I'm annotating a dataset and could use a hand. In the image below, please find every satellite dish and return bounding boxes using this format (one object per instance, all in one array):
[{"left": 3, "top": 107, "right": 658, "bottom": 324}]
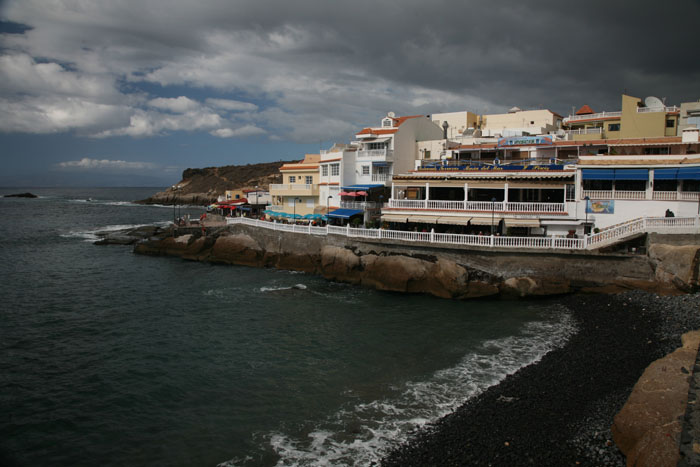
[
  {"left": 644, "top": 96, "right": 664, "bottom": 109},
  {"left": 387, "top": 111, "right": 396, "bottom": 118}
]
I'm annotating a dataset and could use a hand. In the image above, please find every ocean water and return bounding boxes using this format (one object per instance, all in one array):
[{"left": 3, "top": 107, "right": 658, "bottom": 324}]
[{"left": 0, "top": 187, "right": 576, "bottom": 466}]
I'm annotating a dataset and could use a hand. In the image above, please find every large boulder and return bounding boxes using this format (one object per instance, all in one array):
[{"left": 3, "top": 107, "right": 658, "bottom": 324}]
[
  {"left": 210, "top": 234, "right": 263, "bottom": 266},
  {"left": 612, "top": 330, "right": 700, "bottom": 466},
  {"left": 320, "top": 246, "right": 362, "bottom": 284},
  {"left": 648, "top": 244, "right": 700, "bottom": 292}
]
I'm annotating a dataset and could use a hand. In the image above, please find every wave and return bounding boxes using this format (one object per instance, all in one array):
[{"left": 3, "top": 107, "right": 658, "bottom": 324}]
[
  {"left": 61, "top": 221, "right": 171, "bottom": 242},
  {"left": 259, "top": 284, "right": 308, "bottom": 293},
  {"left": 221, "top": 308, "right": 576, "bottom": 466}
]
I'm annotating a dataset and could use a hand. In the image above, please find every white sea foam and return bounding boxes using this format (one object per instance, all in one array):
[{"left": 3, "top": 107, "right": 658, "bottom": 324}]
[
  {"left": 222, "top": 309, "right": 576, "bottom": 467},
  {"left": 259, "top": 284, "right": 307, "bottom": 293},
  {"left": 61, "top": 222, "right": 171, "bottom": 242}
]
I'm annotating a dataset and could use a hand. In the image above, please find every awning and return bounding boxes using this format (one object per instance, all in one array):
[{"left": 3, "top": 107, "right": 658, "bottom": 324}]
[
  {"left": 341, "top": 184, "right": 385, "bottom": 191},
  {"left": 505, "top": 218, "right": 541, "bottom": 227},
  {"left": 582, "top": 169, "right": 648, "bottom": 180},
  {"left": 372, "top": 162, "right": 389, "bottom": 167},
  {"left": 328, "top": 208, "right": 363, "bottom": 219},
  {"left": 654, "top": 167, "right": 700, "bottom": 180}
]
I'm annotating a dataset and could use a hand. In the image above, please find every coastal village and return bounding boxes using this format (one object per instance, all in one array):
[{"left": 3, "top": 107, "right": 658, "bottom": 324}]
[{"left": 193, "top": 93, "right": 700, "bottom": 250}]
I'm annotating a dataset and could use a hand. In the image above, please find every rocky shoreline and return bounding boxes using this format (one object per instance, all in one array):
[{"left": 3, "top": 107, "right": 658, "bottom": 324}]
[{"left": 381, "top": 291, "right": 700, "bottom": 466}]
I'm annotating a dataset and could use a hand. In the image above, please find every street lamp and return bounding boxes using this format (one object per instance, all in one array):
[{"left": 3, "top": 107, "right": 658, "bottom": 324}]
[
  {"left": 584, "top": 196, "right": 590, "bottom": 235},
  {"left": 327, "top": 195, "right": 332, "bottom": 226},
  {"left": 293, "top": 197, "right": 301, "bottom": 223},
  {"left": 491, "top": 197, "right": 497, "bottom": 235},
  {"left": 255, "top": 185, "right": 259, "bottom": 217}
]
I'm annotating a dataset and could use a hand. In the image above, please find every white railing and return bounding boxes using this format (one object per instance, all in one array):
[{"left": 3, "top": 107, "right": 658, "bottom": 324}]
[
  {"left": 637, "top": 106, "right": 680, "bottom": 113},
  {"left": 269, "top": 184, "right": 314, "bottom": 191},
  {"left": 564, "top": 111, "right": 622, "bottom": 123},
  {"left": 340, "top": 201, "right": 378, "bottom": 210},
  {"left": 681, "top": 192, "right": 700, "bottom": 201},
  {"left": 372, "top": 173, "right": 391, "bottom": 182},
  {"left": 225, "top": 216, "right": 699, "bottom": 251},
  {"left": 653, "top": 191, "right": 678, "bottom": 200},
  {"left": 357, "top": 149, "right": 394, "bottom": 159},
  {"left": 388, "top": 199, "right": 566, "bottom": 213},
  {"left": 566, "top": 128, "right": 603, "bottom": 135},
  {"left": 582, "top": 190, "right": 614, "bottom": 199},
  {"left": 613, "top": 191, "right": 647, "bottom": 200}
]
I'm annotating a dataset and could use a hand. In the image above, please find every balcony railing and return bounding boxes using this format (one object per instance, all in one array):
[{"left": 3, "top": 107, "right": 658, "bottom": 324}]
[
  {"left": 582, "top": 190, "right": 646, "bottom": 200},
  {"left": 637, "top": 105, "right": 680, "bottom": 113},
  {"left": 371, "top": 173, "right": 392, "bottom": 182},
  {"left": 566, "top": 128, "right": 603, "bottom": 135},
  {"left": 387, "top": 199, "right": 566, "bottom": 213},
  {"left": 340, "top": 201, "right": 378, "bottom": 210},
  {"left": 269, "top": 183, "right": 319, "bottom": 195},
  {"left": 357, "top": 149, "right": 393, "bottom": 159},
  {"left": 564, "top": 111, "right": 621, "bottom": 123},
  {"left": 653, "top": 191, "right": 700, "bottom": 201}
]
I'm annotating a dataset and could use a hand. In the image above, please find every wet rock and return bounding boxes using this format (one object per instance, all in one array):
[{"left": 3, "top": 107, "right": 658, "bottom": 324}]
[{"left": 4, "top": 192, "right": 37, "bottom": 198}]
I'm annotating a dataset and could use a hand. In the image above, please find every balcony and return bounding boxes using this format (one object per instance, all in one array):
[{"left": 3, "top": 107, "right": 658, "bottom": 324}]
[
  {"left": 582, "top": 190, "right": 646, "bottom": 200},
  {"left": 340, "top": 201, "right": 378, "bottom": 210},
  {"left": 372, "top": 173, "right": 392, "bottom": 182},
  {"left": 637, "top": 105, "right": 680, "bottom": 113},
  {"left": 652, "top": 191, "right": 700, "bottom": 201},
  {"left": 563, "top": 111, "right": 621, "bottom": 124},
  {"left": 357, "top": 149, "right": 393, "bottom": 160},
  {"left": 269, "top": 184, "right": 319, "bottom": 196},
  {"left": 386, "top": 199, "right": 566, "bottom": 213},
  {"left": 566, "top": 128, "right": 603, "bottom": 135}
]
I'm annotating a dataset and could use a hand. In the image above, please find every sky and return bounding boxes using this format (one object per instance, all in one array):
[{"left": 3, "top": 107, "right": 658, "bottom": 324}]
[{"left": 1, "top": 0, "right": 699, "bottom": 187}]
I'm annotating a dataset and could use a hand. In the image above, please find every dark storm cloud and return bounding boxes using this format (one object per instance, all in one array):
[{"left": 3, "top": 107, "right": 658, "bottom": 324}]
[{"left": 1, "top": 0, "right": 698, "bottom": 141}]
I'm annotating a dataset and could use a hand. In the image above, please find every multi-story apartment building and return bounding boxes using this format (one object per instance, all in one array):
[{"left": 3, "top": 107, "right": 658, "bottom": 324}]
[
  {"left": 563, "top": 94, "right": 680, "bottom": 141},
  {"left": 268, "top": 154, "right": 321, "bottom": 218}
]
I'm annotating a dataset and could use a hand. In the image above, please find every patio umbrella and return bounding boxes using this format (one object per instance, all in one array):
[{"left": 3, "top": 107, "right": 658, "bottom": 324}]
[
  {"left": 338, "top": 191, "right": 351, "bottom": 196},
  {"left": 355, "top": 191, "right": 368, "bottom": 196}
]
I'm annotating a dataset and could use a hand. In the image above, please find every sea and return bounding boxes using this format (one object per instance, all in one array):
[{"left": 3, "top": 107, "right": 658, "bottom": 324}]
[{"left": 0, "top": 187, "right": 576, "bottom": 467}]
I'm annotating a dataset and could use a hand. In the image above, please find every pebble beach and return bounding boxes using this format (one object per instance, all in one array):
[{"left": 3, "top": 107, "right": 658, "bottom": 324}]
[{"left": 382, "top": 291, "right": 700, "bottom": 466}]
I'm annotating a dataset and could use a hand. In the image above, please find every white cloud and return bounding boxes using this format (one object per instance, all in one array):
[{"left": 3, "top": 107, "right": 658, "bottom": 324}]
[
  {"left": 56, "top": 157, "right": 157, "bottom": 171},
  {"left": 210, "top": 125, "right": 266, "bottom": 138},
  {"left": 206, "top": 98, "right": 258, "bottom": 112},
  {"left": 148, "top": 96, "right": 200, "bottom": 113}
]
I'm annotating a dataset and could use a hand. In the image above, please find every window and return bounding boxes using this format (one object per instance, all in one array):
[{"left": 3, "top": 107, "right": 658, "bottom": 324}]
[
  {"left": 565, "top": 184, "right": 575, "bottom": 201},
  {"left": 643, "top": 147, "right": 669, "bottom": 155},
  {"left": 289, "top": 175, "right": 296, "bottom": 183},
  {"left": 321, "top": 165, "right": 328, "bottom": 176},
  {"left": 367, "top": 142, "right": 387, "bottom": 150},
  {"left": 608, "top": 123, "right": 620, "bottom": 131},
  {"left": 305, "top": 176, "right": 313, "bottom": 184},
  {"left": 424, "top": 150, "right": 431, "bottom": 159},
  {"left": 382, "top": 118, "right": 393, "bottom": 128},
  {"left": 331, "top": 164, "right": 340, "bottom": 176},
  {"left": 666, "top": 119, "right": 675, "bottom": 128},
  {"left": 362, "top": 166, "right": 370, "bottom": 175},
  {"left": 306, "top": 199, "right": 314, "bottom": 207}
]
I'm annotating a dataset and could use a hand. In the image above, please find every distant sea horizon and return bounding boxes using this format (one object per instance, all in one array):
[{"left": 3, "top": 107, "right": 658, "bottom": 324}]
[{"left": 1, "top": 187, "right": 575, "bottom": 466}]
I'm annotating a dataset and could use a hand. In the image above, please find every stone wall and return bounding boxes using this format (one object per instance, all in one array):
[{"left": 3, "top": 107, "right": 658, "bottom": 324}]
[{"left": 134, "top": 225, "right": 700, "bottom": 298}]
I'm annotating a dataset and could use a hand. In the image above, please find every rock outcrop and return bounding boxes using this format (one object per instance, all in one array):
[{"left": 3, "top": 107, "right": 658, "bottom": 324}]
[
  {"left": 131, "top": 223, "right": 700, "bottom": 298},
  {"left": 649, "top": 243, "right": 700, "bottom": 292},
  {"left": 4, "top": 192, "right": 37, "bottom": 198},
  {"left": 135, "top": 161, "right": 291, "bottom": 206},
  {"left": 612, "top": 330, "right": 700, "bottom": 466}
]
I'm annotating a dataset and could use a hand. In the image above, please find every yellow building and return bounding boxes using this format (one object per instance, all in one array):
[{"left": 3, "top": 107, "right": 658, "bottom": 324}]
[
  {"left": 564, "top": 94, "right": 679, "bottom": 141},
  {"left": 268, "top": 154, "right": 321, "bottom": 218}
]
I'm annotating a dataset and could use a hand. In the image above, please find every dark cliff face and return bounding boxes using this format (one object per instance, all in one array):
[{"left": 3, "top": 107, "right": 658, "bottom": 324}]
[{"left": 136, "top": 161, "right": 291, "bottom": 205}]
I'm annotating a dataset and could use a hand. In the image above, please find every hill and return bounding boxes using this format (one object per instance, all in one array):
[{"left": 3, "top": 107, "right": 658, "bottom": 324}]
[{"left": 136, "top": 160, "right": 292, "bottom": 205}]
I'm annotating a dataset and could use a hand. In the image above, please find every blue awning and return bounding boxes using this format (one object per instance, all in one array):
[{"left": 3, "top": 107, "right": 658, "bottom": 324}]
[
  {"left": 582, "top": 169, "right": 648, "bottom": 180},
  {"left": 614, "top": 169, "right": 648, "bottom": 180},
  {"left": 327, "top": 208, "right": 363, "bottom": 219},
  {"left": 654, "top": 168, "right": 678, "bottom": 180},
  {"left": 654, "top": 167, "right": 700, "bottom": 180},
  {"left": 582, "top": 169, "right": 615, "bottom": 180},
  {"left": 340, "top": 184, "right": 384, "bottom": 191},
  {"left": 678, "top": 167, "right": 700, "bottom": 180}
]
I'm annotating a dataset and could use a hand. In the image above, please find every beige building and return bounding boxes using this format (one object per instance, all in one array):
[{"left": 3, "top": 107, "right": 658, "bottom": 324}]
[
  {"left": 268, "top": 154, "right": 320, "bottom": 218},
  {"left": 564, "top": 94, "right": 680, "bottom": 141},
  {"left": 431, "top": 111, "right": 479, "bottom": 139},
  {"left": 479, "top": 108, "right": 563, "bottom": 137}
]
